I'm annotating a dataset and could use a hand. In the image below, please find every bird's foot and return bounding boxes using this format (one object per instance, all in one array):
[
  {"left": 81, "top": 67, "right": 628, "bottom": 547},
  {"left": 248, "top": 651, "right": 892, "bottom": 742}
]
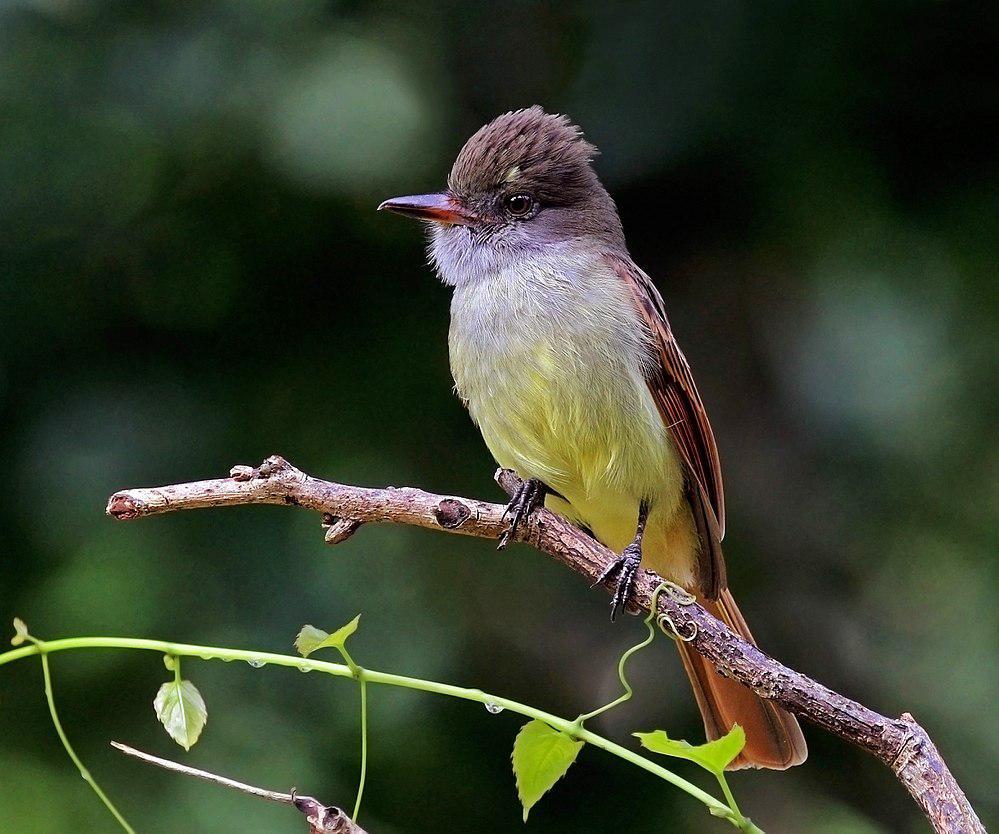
[
  {"left": 592, "top": 541, "right": 643, "bottom": 621},
  {"left": 498, "top": 477, "right": 547, "bottom": 550}
]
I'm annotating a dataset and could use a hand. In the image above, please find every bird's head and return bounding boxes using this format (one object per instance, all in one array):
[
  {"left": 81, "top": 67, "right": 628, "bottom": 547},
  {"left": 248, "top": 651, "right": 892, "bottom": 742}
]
[{"left": 379, "top": 107, "right": 624, "bottom": 285}]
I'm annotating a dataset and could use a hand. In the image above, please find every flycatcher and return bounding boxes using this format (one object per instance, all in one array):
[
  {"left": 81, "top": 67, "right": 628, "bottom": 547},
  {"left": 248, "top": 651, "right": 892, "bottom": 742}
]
[{"left": 379, "top": 107, "right": 807, "bottom": 770}]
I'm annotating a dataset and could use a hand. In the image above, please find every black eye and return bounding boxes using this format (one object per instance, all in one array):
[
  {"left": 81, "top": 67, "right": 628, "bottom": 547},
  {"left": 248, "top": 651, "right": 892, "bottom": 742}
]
[{"left": 503, "top": 193, "right": 534, "bottom": 217}]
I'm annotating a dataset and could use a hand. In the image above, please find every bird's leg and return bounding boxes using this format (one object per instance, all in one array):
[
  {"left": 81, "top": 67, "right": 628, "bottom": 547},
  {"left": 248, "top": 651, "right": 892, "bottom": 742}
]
[
  {"left": 497, "top": 477, "right": 548, "bottom": 550},
  {"left": 592, "top": 500, "right": 650, "bottom": 621}
]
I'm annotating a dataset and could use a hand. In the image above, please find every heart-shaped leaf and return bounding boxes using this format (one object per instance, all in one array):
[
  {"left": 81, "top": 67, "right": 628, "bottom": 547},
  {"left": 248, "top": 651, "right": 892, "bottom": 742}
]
[
  {"left": 634, "top": 724, "right": 745, "bottom": 775},
  {"left": 154, "top": 679, "right": 207, "bottom": 751},
  {"left": 295, "top": 616, "right": 360, "bottom": 658},
  {"left": 512, "top": 720, "right": 583, "bottom": 821}
]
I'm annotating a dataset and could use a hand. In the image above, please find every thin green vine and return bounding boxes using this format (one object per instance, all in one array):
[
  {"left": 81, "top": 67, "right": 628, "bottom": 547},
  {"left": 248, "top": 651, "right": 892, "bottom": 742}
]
[
  {"left": 571, "top": 582, "right": 667, "bottom": 728},
  {"left": 333, "top": 637, "right": 369, "bottom": 822},
  {"left": 354, "top": 677, "right": 368, "bottom": 822},
  {"left": 0, "top": 635, "right": 734, "bottom": 820},
  {"left": 15, "top": 628, "right": 136, "bottom": 834}
]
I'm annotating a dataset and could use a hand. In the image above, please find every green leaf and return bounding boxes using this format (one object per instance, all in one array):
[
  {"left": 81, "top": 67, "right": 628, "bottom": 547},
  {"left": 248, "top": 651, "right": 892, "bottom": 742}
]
[
  {"left": 10, "top": 618, "right": 28, "bottom": 646},
  {"left": 634, "top": 724, "right": 745, "bottom": 775},
  {"left": 512, "top": 720, "right": 583, "bottom": 821},
  {"left": 154, "top": 679, "right": 207, "bottom": 751},
  {"left": 295, "top": 615, "right": 360, "bottom": 658},
  {"left": 294, "top": 625, "right": 329, "bottom": 657}
]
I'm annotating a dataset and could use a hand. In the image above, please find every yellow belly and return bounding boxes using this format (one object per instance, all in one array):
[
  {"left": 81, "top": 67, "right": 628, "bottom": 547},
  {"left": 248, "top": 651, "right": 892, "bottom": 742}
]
[{"left": 472, "top": 351, "right": 700, "bottom": 588}]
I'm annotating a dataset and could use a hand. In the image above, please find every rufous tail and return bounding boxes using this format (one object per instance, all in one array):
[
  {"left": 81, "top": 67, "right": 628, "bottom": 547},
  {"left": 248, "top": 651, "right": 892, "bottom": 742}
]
[{"left": 676, "top": 588, "right": 807, "bottom": 770}]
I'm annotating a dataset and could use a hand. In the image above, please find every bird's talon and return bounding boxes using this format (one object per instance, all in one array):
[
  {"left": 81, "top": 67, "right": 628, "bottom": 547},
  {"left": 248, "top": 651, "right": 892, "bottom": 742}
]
[
  {"left": 498, "top": 477, "right": 546, "bottom": 550},
  {"left": 596, "top": 544, "right": 642, "bottom": 621}
]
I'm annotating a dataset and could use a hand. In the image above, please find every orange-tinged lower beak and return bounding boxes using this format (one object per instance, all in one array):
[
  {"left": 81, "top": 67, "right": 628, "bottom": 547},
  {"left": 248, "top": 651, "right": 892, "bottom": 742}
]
[{"left": 377, "top": 192, "right": 478, "bottom": 226}]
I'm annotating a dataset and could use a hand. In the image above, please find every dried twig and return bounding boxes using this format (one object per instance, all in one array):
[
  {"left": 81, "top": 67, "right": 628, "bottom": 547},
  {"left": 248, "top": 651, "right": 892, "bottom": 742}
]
[
  {"left": 110, "top": 741, "right": 366, "bottom": 834},
  {"left": 107, "top": 456, "right": 984, "bottom": 834}
]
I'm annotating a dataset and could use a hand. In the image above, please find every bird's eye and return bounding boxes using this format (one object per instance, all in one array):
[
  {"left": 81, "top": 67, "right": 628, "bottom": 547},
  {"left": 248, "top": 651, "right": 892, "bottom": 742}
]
[{"left": 503, "top": 193, "right": 534, "bottom": 217}]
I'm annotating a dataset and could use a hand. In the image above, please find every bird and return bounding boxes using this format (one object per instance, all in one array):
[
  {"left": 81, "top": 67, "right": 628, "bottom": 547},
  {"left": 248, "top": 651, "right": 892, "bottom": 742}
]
[{"left": 378, "top": 106, "right": 806, "bottom": 770}]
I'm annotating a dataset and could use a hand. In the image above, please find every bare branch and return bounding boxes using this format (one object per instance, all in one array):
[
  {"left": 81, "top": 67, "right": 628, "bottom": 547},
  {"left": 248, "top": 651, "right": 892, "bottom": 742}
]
[
  {"left": 107, "top": 455, "right": 984, "bottom": 834},
  {"left": 110, "top": 741, "right": 366, "bottom": 834}
]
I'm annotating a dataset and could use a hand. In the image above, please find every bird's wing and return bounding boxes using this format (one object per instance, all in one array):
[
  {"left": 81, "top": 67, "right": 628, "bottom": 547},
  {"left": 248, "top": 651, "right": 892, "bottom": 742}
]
[{"left": 606, "top": 254, "right": 727, "bottom": 597}]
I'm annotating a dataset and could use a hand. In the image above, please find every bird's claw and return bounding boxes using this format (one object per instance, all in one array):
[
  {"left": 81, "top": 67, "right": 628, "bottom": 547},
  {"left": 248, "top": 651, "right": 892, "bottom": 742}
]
[
  {"left": 592, "top": 543, "right": 643, "bottom": 621},
  {"left": 498, "top": 478, "right": 546, "bottom": 550}
]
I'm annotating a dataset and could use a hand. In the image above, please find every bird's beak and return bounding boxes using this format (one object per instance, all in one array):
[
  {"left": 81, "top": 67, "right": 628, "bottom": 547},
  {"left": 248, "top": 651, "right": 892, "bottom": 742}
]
[{"left": 377, "top": 192, "right": 478, "bottom": 226}]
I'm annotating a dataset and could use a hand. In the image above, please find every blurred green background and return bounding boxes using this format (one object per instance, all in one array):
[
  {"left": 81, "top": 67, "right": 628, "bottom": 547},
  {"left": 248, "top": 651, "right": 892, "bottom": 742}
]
[{"left": 1, "top": 2, "right": 995, "bottom": 832}]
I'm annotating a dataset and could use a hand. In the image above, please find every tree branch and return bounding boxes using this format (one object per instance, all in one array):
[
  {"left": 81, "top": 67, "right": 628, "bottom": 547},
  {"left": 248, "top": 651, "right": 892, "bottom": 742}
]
[
  {"left": 106, "top": 455, "right": 983, "bottom": 834},
  {"left": 110, "top": 741, "right": 366, "bottom": 834}
]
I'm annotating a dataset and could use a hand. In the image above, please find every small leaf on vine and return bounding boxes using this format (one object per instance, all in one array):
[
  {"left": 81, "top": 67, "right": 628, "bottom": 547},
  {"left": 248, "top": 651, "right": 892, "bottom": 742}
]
[
  {"left": 634, "top": 724, "right": 745, "bottom": 775},
  {"left": 294, "top": 625, "right": 329, "bottom": 657},
  {"left": 11, "top": 617, "right": 28, "bottom": 646},
  {"left": 295, "top": 616, "right": 360, "bottom": 658},
  {"left": 154, "top": 679, "right": 207, "bottom": 751},
  {"left": 512, "top": 720, "right": 583, "bottom": 822}
]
